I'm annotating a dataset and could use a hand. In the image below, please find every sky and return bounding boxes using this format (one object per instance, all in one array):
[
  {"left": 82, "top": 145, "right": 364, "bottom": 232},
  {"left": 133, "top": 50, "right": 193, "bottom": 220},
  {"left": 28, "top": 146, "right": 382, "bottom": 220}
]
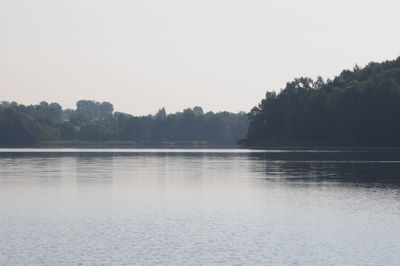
[{"left": 1, "top": 0, "right": 399, "bottom": 115}]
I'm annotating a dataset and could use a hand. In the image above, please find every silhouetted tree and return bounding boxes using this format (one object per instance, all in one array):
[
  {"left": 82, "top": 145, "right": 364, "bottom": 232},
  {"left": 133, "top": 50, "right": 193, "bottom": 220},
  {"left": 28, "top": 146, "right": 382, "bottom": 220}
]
[{"left": 243, "top": 56, "right": 400, "bottom": 147}]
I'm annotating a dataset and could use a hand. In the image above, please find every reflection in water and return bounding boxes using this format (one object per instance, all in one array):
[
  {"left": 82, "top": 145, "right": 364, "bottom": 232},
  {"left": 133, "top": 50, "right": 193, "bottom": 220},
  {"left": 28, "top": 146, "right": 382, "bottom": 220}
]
[
  {"left": 76, "top": 155, "right": 114, "bottom": 184},
  {"left": 249, "top": 151, "right": 400, "bottom": 187},
  {"left": 0, "top": 149, "right": 400, "bottom": 265}
]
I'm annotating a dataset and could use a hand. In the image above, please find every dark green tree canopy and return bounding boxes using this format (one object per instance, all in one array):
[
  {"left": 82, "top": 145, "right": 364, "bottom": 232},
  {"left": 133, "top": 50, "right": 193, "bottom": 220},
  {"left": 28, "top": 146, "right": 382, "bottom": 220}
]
[
  {"left": 75, "top": 100, "right": 114, "bottom": 120},
  {"left": 243, "top": 57, "right": 400, "bottom": 147},
  {"left": 0, "top": 101, "right": 248, "bottom": 147}
]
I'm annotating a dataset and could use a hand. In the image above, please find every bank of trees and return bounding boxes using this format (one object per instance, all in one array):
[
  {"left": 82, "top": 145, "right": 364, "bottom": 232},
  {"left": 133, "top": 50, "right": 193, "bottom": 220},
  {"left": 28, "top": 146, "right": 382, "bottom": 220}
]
[
  {"left": 0, "top": 100, "right": 248, "bottom": 147},
  {"left": 4, "top": 57, "right": 399, "bottom": 148},
  {"left": 243, "top": 57, "right": 400, "bottom": 147},
  {"left": 0, "top": 101, "right": 63, "bottom": 146}
]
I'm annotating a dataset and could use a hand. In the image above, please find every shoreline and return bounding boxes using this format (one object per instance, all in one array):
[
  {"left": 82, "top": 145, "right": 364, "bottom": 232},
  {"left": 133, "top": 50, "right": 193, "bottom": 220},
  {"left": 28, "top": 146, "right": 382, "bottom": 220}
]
[{"left": 2, "top": 141, "right": 400, "bottom": 151}]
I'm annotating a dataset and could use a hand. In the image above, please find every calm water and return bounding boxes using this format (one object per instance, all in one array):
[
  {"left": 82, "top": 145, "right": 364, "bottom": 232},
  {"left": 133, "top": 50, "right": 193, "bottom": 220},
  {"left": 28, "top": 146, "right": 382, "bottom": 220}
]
[{"left": 1, "top": 149, "right": 400, "bottom": 265}]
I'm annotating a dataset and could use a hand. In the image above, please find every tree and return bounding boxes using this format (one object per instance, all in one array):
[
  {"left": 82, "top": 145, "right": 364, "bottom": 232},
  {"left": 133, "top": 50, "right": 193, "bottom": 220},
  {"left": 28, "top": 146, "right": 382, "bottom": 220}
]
[{"left": 243, "top": 56, "right": 400, "bottom": 147}]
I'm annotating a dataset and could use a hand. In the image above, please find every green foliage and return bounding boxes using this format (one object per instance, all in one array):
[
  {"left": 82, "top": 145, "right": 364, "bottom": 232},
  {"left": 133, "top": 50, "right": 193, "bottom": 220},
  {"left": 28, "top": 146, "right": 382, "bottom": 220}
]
[
  {"left": 244, "top": 57, "right": 400, "bottom": 147},
  {"left": 0, "top": 101, "right": 63, "bottom": 146},
  {"left": 74, "top": 100, "right": 114, "bottom": 120},
  {"left": 0, "top": 100, "right": 248, "bottom": 147},
  {"left": 0, "top": 109, "right": 45, "bottom": 147},
  {"left": 155, "top": 107, "right": 167, "bottom": 119}
]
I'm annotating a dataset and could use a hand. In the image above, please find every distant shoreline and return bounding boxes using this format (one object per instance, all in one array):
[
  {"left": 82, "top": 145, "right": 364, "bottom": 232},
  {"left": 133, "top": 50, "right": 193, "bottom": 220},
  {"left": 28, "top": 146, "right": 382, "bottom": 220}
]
[
  {"left": 2, "top": 141, "right": 400, "bottom": 151},
  {"left": 39, "top": 140, "right": 240, "bottom": 149},
  {"left": 242, "top": 144, "right": 400, "bottom": 151}
]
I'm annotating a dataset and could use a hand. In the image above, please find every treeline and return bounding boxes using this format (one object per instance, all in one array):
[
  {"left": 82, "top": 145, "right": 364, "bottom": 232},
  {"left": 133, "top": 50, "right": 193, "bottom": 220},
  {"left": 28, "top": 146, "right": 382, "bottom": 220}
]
[
  {"left": 0, "top": 100, "right": 248, "bottom": 147},
  {"left": 242, "top": 57, "right": 400, "bottom": 147}
]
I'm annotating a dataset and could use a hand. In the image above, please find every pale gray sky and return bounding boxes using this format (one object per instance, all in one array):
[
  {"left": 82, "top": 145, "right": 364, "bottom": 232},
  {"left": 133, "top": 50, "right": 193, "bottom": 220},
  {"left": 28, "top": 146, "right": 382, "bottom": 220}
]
[{"left": 1, "top": 0, "right": 399, "bottom": 115}]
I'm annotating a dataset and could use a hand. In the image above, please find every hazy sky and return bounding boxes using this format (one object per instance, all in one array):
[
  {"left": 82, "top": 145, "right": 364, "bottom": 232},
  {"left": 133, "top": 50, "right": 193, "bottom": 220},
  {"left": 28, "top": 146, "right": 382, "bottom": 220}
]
[{"left": 1, "top": 0, "right": 399, "bottom": 115}]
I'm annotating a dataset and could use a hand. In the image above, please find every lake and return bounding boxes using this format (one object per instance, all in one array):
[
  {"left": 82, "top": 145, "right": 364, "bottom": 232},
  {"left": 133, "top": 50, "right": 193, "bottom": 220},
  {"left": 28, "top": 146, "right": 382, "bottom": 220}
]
[{"left": 1, "top": 149, "right": 400, "bottom": 265}]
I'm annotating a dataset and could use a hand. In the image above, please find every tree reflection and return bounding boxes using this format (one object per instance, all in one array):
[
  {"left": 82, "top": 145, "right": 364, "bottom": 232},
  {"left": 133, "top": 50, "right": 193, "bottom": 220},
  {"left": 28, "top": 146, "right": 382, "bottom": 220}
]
[{"left": 249, "top": 150, "right": 400, "bottom": 188}]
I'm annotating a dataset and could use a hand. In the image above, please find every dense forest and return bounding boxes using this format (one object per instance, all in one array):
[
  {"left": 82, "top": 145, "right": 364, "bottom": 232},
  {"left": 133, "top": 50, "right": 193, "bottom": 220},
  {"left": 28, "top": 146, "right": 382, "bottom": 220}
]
[
  {"left": 242, "top": 57, "right": 400, "bottom": 147},
  {"left": 0, "top": 100, "right": 248, "bottom": 147},
  {"left": 2, "top": 57, "right": 400, "bottom": 148}
]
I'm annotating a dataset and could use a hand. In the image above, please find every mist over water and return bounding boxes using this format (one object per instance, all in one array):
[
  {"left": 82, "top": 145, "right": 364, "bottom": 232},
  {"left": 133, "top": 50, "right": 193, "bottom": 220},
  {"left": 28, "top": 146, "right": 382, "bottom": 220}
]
[{"left": 1, "top": 149, "right": 400, "bottom": 265}]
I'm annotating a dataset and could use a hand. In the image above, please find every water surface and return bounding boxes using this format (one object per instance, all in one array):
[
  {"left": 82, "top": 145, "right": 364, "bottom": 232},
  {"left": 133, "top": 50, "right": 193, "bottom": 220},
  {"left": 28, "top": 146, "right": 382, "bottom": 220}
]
[{"left": 1, "top": 149, "right": 400, "bottom": 265}]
